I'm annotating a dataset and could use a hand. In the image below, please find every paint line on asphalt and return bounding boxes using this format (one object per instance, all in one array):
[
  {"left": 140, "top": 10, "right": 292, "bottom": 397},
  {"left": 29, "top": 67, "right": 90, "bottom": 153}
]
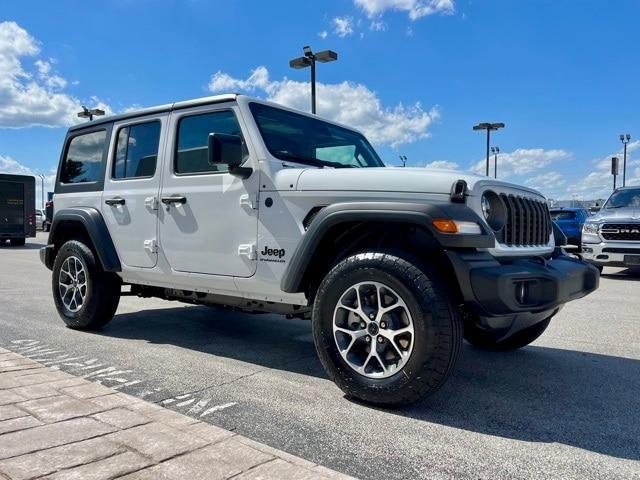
[{"left": 200, "top": 402, "right": 237, "bottom": 417}]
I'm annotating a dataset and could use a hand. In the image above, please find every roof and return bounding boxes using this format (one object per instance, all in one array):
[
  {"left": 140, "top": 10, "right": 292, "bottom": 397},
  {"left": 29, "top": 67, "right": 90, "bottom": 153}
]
[{"left": 68, "top": 94, "right": 238, "bottom": 132}]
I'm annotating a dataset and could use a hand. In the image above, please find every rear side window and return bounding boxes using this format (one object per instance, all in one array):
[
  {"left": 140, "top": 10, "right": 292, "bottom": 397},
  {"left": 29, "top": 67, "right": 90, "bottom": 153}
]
[
  {"left": 113, "top": 121, "right": 161, "bottom": 179},
  {"left": 175, "top": 111, "right": 243, "bottom": 175},
  {"left": 61, "top": 130, "right": 107, "bottom": 184}
]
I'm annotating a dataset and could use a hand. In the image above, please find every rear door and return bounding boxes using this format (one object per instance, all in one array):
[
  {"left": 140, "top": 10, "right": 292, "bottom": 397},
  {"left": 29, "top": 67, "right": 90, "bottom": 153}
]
[
  {"left": 101, "top": 114, "right": 167, "bottom": 268},
  {"left": 0, "top": 180, "right": 24, "bottom": 236}
]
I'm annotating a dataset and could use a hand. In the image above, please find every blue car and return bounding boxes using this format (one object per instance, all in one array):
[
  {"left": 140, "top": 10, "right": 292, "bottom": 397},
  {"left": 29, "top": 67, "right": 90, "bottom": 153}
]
[{"left": 550, "top": 207, "right": 590, "bottom": 246}]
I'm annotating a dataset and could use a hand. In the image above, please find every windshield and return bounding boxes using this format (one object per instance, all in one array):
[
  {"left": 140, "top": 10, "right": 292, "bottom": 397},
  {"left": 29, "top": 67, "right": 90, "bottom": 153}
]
[
  {"left": 603, "top": 188, "right": 640, "bottom": 209},
  {"left": 249, "top": 102, "right": 384, "bottom": 168},
  {"left": 550, "top": 211, "right": 577, "bottom": 220}
]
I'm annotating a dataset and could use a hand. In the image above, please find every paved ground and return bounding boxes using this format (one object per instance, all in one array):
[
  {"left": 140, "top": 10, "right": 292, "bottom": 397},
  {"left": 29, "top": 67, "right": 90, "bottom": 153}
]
[
  {"left": 0, "top": 350, "right": 352, "bottom": 479},
  {"left": 0, "top": 232, "right": 639, "bottom": 480}
]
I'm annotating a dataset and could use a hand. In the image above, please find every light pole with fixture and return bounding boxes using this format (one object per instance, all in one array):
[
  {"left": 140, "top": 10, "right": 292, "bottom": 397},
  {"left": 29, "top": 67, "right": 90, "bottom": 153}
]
[
  {"left": 289, "top": 46, "right": 338, "bottom": 114},
  {"left": 491, "top": 146, "right": 500, "bottom": 179},
  {"left": 399, "top": 155, "right": 407, "bottom": 167},
  {"left": 36, "top": 174, "right": 45, "bottom": 210},
  {"left": 77, "top": 106, "right": 105, "bottom": 121},
  {"left": 612, "top": 156, "right": 619, "bottom": 191},
  {"left": 473, "top": 122, "right": 505, "bottom": 176},
  {"left": 620, "top": 133, "right": 631, "bottom": 186}
]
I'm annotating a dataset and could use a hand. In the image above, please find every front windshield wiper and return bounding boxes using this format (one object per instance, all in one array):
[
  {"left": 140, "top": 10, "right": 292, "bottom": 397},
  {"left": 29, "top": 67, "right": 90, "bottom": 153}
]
[{"left": 274, "top": 151, "right": 354, "bottom": 169}]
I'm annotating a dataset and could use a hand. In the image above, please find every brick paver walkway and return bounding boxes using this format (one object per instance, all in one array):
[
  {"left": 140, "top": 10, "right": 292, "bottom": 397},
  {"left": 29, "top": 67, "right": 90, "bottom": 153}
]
[{"left": 0, "top": 348, "right": 356, "bottom": 480}]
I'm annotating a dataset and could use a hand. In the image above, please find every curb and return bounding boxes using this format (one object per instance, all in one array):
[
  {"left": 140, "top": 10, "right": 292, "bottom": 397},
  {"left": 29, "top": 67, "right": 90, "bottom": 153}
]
[{"left": 0, "top": 348, "right": 356, "bottom": 480}]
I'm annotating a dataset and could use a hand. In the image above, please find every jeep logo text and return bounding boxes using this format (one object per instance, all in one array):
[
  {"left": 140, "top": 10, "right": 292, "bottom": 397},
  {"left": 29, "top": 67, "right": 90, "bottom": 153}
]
[{"left": 261, "top": 246, "right": 286, "bottom": 258}]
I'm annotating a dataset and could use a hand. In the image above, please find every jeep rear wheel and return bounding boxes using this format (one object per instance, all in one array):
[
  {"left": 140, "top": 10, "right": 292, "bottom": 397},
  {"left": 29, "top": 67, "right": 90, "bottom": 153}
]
[
  {"left": 52, "top": 240, "right": 121, "bottom": 330},
  {"left": 312, "top": 252, "right": 462, "bottom": 407}
]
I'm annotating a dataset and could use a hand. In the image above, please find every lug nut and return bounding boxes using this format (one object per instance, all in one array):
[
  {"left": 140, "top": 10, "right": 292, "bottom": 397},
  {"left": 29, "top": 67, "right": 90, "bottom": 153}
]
[
  {"left": 360, "top": 321, "right": 366, "bottom": 329},
  {"left": 377, "top": 336, "right": 384, "bottom": 343},
  {"left": 369, "top": 313, "right": 375, "bottom": 319},
  {"left": 365, "top": 335, "right": 371, "bottom": 343},
  {"left": 380, "top": 321, "right": 387, "bottom": 329}
]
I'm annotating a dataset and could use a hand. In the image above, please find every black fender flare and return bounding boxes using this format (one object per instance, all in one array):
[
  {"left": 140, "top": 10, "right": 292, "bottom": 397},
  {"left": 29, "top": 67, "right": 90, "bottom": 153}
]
[
  {"left": 280, "top": 201, "right": 495, "bottom": 293},
  {"left": 46, "top": 207, "right": 121, "bottom": 272}
]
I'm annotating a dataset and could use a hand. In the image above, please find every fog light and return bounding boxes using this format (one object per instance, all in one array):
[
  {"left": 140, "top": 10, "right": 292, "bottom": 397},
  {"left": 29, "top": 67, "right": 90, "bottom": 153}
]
[
  {"left": 596, "top": 255, "right": 609, "bottom": 260},
  {"left": 582, "top": 247, "right": 593, "bottom": 253}
]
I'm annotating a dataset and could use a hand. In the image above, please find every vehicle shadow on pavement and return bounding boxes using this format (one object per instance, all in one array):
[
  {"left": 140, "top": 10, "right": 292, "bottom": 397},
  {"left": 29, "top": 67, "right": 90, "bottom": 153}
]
[
  {"left": 0, "top": 241, "right": 47, "bottom": 250},
  {"left": 101, "top": 305, "right": 639, "bottom": 462},
  {"left": 601, "top": 268, "right": 640, "bottom": 281},
  {"left": 406, "top": 345, "right": 640, "bottom": 462}
]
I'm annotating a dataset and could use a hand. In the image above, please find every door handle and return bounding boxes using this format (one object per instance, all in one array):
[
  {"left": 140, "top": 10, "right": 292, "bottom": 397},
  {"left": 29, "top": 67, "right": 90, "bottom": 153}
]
[
  {"left": 161, "top": 195, "right": 187, "bottom": 206},
  {"left": 105, "top": 197, "right": 126, "bottom": 206}
]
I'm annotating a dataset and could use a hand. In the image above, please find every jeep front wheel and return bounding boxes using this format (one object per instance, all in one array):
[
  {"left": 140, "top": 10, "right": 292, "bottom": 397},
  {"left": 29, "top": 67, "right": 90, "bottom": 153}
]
[
  {"left": 52, "top": 240, "right": 121, "bottom": 330},
  {"left": 312, "top": 252, "right": 462, "bottom": 407}
]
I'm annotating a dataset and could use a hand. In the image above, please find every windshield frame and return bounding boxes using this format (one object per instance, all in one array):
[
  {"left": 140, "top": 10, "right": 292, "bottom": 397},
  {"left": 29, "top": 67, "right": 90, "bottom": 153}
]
[
  {"left": 248, "top": 102, "right": 385, "bottom": 169},
  {"left": 602, "top": 188, "right": 640, "bottom": 209}
]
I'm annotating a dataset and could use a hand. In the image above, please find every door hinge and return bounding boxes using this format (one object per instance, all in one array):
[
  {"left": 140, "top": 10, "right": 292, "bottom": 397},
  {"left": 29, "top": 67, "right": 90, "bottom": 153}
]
[
  {"left": 144, "top": 196, "right": 159, "bottom": 210},
  {"left": 239, "top": 194, "right": 258, "bottom": 210},
  {"left": 238, "top": 243, "right": 256, "bottom": 260},
  {"left": 144, "top": 239, "right": 158, "bottom": 254}
]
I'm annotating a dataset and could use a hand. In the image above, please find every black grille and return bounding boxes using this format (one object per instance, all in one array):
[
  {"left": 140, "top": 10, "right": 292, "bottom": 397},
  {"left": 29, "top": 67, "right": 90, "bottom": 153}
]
[
  {"left": 601, "top": 223, "right": 640, "bottom": 241},
  {"left": 499, "top": 194, "right": 552, "bottom": 246}
]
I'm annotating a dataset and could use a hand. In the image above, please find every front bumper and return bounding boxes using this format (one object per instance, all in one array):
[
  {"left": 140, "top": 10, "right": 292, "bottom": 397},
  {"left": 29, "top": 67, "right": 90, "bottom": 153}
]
[
  {"left": 447, "top": 248, "right": 599, "bottom": 317},
  {"left": 581, "top": 241, "right": 640, "bottom": 268}
]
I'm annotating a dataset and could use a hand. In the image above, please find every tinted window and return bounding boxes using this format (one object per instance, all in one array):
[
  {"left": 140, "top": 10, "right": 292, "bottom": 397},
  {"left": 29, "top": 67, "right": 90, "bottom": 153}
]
[
  {"left": 603, "top": 188, "right": 640, "bottom": 208},
  {"left": 550, "top": 211, "right": 577, "bottom": 220},
  {"left": 113, "top": 122, "right": 161, "bottom": 179},
  {"left": 250, "top": 102, "right": 384, "bottom": 168},
  {"left": 175, "top": 111, "right": 243, "bottom": 174},
  {"left": 61, "top": 130, "right": 107, "bottom": 183}
]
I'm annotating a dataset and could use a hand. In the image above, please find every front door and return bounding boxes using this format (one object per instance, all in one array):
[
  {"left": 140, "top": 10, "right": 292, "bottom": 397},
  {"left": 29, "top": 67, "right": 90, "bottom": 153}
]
[
  {"left": 158, "top": 105, "right": 259, "bottom": 277},
  {"left": 102, "top": 114, "right": 167, "bottom": 268}
]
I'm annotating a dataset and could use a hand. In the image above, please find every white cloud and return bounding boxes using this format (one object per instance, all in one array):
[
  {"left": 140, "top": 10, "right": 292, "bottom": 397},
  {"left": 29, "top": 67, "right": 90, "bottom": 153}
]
[
  {"left": 0, "top": 21, "right": 111, "bottom": 128},
  {"left": 471, "top": 148, "right": 571, "bottom": 178},
  {"left": 0, "top": 155, "right": 56, "bottom": 208},
  {"left": 208, "top": 66, "right": 439, "bottom": 147},
  {"left": 425, "top": 160, "right": 458, "bottom": 170},
  {"left": 354, "top": 0, "right": 455, "bottom": 20},
  {"left": 318, "top": 30, "right": 328, "bottom": 39},
  {"left": 333, "top": 16, "right": 354, "bottom": 37},
  {"left": 370, "top": 20, "right": 387, "bottom": 31},
  {"left": 566, "top": 141, "right": 640, "bottom": 199},
  {"left": 524, "top": 171, "right": 566, "bottom": 194}
]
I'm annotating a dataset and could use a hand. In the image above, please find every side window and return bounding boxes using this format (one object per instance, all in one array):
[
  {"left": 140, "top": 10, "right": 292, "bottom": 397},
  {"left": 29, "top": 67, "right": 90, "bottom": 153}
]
[
  {"left": 61, "top": 130, "right": 107, "bottom": 184},
  {"left": 113, "top": 121, "right": 161, "bottom": 180},
  {"left": 175, "top": 110, "right": 243, "bottom": 175}
]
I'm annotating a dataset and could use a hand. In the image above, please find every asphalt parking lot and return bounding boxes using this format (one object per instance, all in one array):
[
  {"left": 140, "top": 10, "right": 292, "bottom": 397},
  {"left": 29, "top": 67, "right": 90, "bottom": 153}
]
[{"left": 1, "top": 232, "right": 639, "bottom": 480}]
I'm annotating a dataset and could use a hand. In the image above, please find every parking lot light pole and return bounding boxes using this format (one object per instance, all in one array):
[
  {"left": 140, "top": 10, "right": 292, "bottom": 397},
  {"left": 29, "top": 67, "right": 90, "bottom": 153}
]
[
  {"left": 399, "top": 155, "right": 407, "bottom": 167},
  {"left": 612, "top": 156, "right": 619, "bottom": 190},
  {"left": 289, "top": 46, "right": 338, "bottom": 114},
  {"left": 77, "top": 106, "right": 105, "bottom": 122},
  {"left": 473, "top": 123, "right": 505, "bottom": 176},
  {"left": 491, "top": 146, "right": 500, "bottom": 179},
  {"left": 620, "top": 134, "right": 631, "bottom": 186},
  {"left": 37, "top": 174, "right": 45, "bottom": 210}
]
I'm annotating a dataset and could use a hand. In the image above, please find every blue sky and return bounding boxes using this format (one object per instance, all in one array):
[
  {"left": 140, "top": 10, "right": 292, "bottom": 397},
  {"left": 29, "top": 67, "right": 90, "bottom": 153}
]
[{"left": 1, "top": 0, "right": 639, "bottom": 205}]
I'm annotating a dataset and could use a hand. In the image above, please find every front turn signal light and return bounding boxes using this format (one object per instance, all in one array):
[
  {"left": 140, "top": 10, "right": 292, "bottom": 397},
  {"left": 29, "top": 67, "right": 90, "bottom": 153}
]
[{"left": 432, "top": 219, "right": 458, "bottom": 233}]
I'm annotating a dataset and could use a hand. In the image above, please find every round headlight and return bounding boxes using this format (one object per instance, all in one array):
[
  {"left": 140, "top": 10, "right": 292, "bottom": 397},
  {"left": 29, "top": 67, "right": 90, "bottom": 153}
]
[{"left": 480, "top": 191, "right": 506, "bottom": 231}]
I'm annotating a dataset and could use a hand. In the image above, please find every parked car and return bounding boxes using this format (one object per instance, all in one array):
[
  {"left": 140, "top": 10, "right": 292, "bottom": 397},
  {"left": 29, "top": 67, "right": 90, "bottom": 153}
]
[
  {"left": 549, "top": 207, "right": 589, "bottom": 246},
  {"left": 35, "top": 209, "right": 45, "bottom": 230},
  {"left": 43, "top": 200, "right": 53, "bottom": 232},
  {"left": 40, "top": 94, "right": 599, "bottom": 406},
  {"left": 581, "top": 186, "right": 640, "bottom": 272},
  {"left": 0, "top": 173, "right": 36, "bottom": 246}
]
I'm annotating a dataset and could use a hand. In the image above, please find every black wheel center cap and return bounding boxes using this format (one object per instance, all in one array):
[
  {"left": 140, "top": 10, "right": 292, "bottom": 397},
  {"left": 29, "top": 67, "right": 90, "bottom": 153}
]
[{"left": 367, "top": 323, "right": 379, "bottom": 335}]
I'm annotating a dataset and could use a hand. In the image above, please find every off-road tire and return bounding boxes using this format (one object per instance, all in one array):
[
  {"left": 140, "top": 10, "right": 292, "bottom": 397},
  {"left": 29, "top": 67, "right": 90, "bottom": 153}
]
[
  {"left": 10, "top": 238, "right": 25, "bottom": 246},
  {"left": 464, "top": 315, "right": 553, "bottom": 351},
  {"left": 52, "top": 240, "right": 121, "bottom": 330},
  {"left": 312, "top": 252, "right": 463, "bottom": 407}
]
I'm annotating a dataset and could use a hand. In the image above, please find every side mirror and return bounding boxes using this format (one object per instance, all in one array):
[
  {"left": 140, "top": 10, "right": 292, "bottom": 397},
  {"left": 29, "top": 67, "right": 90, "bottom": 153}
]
[{"left": 208, "top": 133, "right": 252, "bottom": 179}]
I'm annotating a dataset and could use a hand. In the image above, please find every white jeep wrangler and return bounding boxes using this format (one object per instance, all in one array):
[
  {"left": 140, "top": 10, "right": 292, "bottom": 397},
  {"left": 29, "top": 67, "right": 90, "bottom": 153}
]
[{"left": 41, "top": 94, "right": 599, "bottom": 406}]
